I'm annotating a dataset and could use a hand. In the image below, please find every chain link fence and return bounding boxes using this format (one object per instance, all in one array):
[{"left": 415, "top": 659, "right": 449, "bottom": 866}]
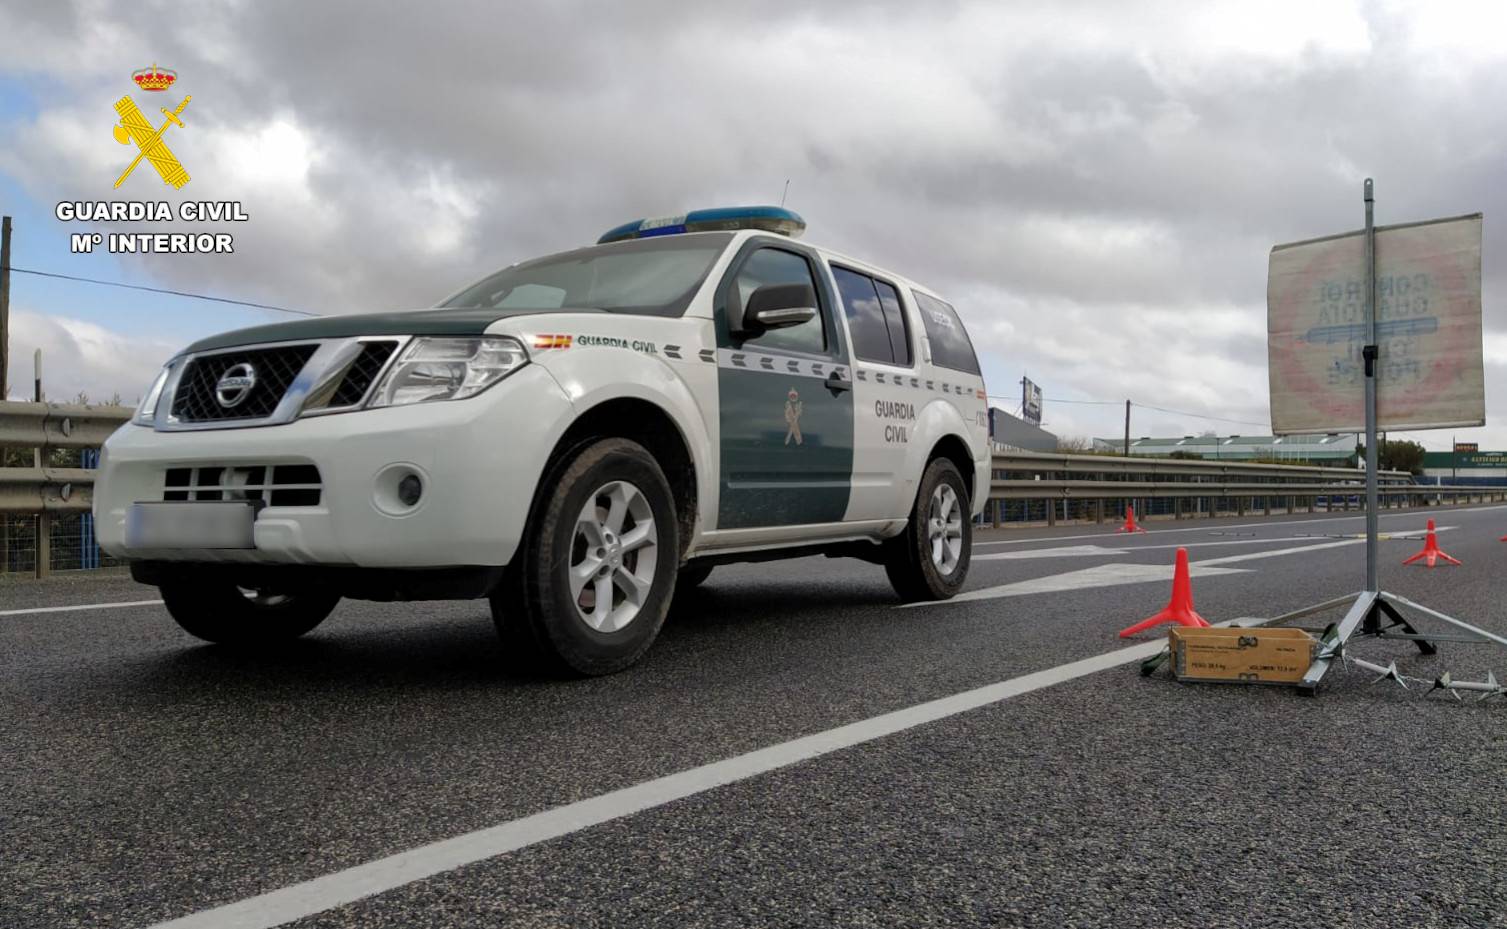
[{"left": 0, "top": 512, "right": 126, "bottom": 576}]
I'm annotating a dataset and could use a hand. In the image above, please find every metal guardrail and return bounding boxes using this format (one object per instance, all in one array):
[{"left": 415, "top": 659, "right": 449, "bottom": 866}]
[
  {"left": 0, "top": 401, "right": 132, "bottom": 450},
  {"left": 0, "top": 402, "right": 130, "bottom": 517},
  {"left": 991, "top": 449, "right": 1412, "bottom": 482},
  {"left": 983, "top": 450, "right": 1502, "bottom": 526},
  {"left": 0, "top": 404, "right": 1502, "bottom": 569},
  {"left": 0, "top": 467, "right": 100, "bottom": 514}
]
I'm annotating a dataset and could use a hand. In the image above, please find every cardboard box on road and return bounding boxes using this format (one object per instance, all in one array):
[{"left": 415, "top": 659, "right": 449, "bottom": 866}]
[{"left": 1169, "top": 627, "right": 1317, "bottom": 685}]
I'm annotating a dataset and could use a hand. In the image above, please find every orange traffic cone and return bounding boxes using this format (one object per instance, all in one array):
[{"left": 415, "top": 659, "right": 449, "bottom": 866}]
[
  {"left": 1118, "top": 547, "right": 1210, "bottom": 637},
  {"left": 1117, "top": 504, "right": 1148, "bottom": 534},
  {"left": 1402, "top": 519, "right": 1461, "bottom": 567}
]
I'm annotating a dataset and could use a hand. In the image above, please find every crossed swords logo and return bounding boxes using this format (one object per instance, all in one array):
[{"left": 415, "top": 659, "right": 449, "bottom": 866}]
[{"left": 112, "top": 93, "right": 192, "bottom": 189}]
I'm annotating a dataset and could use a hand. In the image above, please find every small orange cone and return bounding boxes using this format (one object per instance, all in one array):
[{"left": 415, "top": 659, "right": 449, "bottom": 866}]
[
  {"left": 1117, "top": 504, "right": 1148, "bottom": 534},
  {"left": 1118, "top": 547, "right": 1210, "bottom": 637},
  {"left": 1402, "top": 519, "right": 1461, "bottom": 567}
]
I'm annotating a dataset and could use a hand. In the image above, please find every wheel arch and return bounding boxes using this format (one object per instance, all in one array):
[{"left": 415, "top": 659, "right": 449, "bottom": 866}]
[
  {"left": 899, "top": 398, "right": 978, "bottom": 516},
  {"left": 534, "top": 394, "right": 702, "bottom": 559},
  {"left": 927, "top": 433, "right": 976, "bottom": 506}
]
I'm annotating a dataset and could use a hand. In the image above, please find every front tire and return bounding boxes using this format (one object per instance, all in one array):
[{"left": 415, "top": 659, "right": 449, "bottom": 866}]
[
  {"left": 676, "top": 562, "right": 714, "bottom": 591},
  {"left": 885, "top": 457, "right": 972, "bottom": 601},
  {"left": 492, "top": 438, "right": 680, "bottom": 676},
  {"left": 159, "top": 577, "right": 339, "bottom": 645}
]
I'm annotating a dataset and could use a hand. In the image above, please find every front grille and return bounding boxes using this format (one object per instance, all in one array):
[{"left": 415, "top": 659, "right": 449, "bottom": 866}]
[
  {"left": 164, "top": 464, "right": 323, "bottom": 507},
  {"left": 170, "top": 345, "right": 318, "bottom": 422},
  {"left": 328, "top": 340, "right": 398, "bottom": 408}
]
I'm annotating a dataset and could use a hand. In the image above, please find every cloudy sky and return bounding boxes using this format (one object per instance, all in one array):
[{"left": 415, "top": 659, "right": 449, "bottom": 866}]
[{"left": 1, "top": 0, "right": 1504, "bottom": 449}]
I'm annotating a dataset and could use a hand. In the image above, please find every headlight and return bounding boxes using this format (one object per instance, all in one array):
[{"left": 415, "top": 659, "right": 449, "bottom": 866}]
[
  {"left": 133, "top": 365, "right": 171, "bottom": 425},
  {"left": 369, "top": 336, "right": 529, "bottom": 408}
]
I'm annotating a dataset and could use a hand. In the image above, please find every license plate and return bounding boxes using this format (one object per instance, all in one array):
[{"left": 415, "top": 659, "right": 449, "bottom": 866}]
[{"left": 125, "top": 502, "right": 257, "bottom": 550}]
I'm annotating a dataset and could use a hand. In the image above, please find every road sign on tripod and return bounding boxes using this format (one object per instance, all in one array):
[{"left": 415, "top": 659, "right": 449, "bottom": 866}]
[{"left": 1264, "top": 181, "right": 1500, "bottom": 692}]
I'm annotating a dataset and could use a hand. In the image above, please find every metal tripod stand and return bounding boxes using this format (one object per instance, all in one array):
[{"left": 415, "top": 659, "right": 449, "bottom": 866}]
[{"left": 1293, "top": 179, "right": 1503, "bottom": 693}]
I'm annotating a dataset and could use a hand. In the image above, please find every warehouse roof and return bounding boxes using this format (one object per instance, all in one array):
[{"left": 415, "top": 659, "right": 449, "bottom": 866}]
[{"left": 1092, "top": 434, "right": 1355, "bottom": 460}]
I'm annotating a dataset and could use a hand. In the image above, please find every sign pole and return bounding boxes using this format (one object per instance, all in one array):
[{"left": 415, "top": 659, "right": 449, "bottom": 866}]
[
  {"left": 0, "top": 215, "right": 11, "bottom": 399},
  {"left": 1362, "top": 178, "right": 1380, "bottom": 604}
]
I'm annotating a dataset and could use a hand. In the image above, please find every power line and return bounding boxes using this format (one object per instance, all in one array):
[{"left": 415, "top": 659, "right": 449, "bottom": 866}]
[
  {"left": 3, "top": 266, "right": 321, "bottom": 318},
  {"left": 1044, "top": 397, "right": 1124, "bottom": 407},
  {"left": 1131, "top": 402, "right": 1269, "bottom": 429},
  {"left": 992, "top": 392, "right": 1268, "bottom": 427}
]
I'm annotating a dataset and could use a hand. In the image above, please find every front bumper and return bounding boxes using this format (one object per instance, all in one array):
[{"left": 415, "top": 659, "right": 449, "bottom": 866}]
[{"left": 94, "top": 365, "right": 573, "bottom": 569}]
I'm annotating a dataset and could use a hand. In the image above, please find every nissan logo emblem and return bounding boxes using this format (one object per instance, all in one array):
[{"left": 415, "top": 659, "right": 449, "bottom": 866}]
[{"left": 214, "top": 363, "right": 258, "bottom": 408}]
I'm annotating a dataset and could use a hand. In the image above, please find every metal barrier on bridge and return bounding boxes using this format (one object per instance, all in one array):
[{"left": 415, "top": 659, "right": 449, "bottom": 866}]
[
  {"left": 1, "top": 402, "right": 1502, "bottom": 576},
  {"left": 1, "top": 402, "right": 132, "bottom": 578},
  {"left": 980, "top": 450, "right": 1507, "bottom": 527}
]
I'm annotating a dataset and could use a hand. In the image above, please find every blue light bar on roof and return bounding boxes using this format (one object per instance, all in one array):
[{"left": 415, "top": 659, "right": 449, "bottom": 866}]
[{"left": 597, "top": 206, "right": 806, "bottom": 244}]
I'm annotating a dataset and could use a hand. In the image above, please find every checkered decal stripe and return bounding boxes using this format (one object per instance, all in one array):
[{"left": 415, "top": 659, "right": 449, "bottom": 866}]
[{"left": 659, "top": 347, "right": 976, "bottom": 397}]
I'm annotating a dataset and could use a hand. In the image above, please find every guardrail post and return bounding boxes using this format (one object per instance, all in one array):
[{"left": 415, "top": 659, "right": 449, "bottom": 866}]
[{"left": 35, "top": 511, "right": 50, "bottom": 579}]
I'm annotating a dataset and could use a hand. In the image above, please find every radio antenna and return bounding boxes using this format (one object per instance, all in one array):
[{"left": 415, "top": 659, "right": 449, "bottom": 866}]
[{"left": 780, "top": 178, "right": 790, "bottom": 207}]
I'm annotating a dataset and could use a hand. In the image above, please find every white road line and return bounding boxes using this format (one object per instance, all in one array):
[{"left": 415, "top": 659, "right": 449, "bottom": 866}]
[
  {"left": 913, "top": 537, "right": 1365, "bottom": 607},
  {"left": 142, "top": 628, "right": 1256, "bottom": 929},
  {"left": 907, "top": 562, "right": 1254, "bottom": 604},
  {"left": 0, "top": 599, "right": 163, "bottom": 617},
  {"left": 972, "top": 504, "right": 1506, "bottom": 547},
  {"left": 1195, "top": 537, "right": 1362, "bottom": 566},
  {"left": 975, "top": 537, "right": 1325, "bottom": 560}
]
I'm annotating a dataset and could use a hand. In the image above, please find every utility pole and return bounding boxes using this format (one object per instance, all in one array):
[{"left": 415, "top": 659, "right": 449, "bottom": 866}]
[
  {"left": 34, "top": 347, "right": 48, "bottom": 578},
  {"left": 1123, "top": 400, "right": 1131, "bottom": 457},
  {"left": 1, "top": 215, "right": 11, "bottom": 400}
]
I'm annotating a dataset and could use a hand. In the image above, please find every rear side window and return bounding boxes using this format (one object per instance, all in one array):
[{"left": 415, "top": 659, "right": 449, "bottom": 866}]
[
  {"left": 832, "top": 265, "right": 912, "bottom": 366},
  {"left": 873, "top": 280, "right": 912, "bottom": 366},
  {"left": 912, "top": 290, "right": 979, "bottom": 374}
]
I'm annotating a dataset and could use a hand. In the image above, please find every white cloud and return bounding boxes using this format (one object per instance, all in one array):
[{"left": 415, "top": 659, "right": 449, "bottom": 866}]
[
  {"left": 5, "top": 309, "right": 177, "bottom": 404},
  {"left": 0, "top": 0, "right": 1504, "bottom": 448}
]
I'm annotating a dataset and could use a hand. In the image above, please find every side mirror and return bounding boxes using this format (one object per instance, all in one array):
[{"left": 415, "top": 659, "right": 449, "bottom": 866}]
[{"left": 738, "top": 283, "right": 818, "bottom": 334}]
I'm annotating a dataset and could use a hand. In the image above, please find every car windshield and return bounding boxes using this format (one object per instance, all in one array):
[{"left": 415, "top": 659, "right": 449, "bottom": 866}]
[{"left": 439, "top": 233, "right": 733, "bottom": 317}]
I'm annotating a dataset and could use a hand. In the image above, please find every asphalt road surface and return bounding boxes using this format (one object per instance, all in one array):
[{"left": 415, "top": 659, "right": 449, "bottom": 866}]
[{"left": 5, "top": 504, "right": 1507, "bottom": 929}]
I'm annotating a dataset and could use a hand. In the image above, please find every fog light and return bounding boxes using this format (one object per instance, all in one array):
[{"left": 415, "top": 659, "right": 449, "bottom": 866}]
[{"left": 397, "top": 474, "right": 423, "bottom": 507}]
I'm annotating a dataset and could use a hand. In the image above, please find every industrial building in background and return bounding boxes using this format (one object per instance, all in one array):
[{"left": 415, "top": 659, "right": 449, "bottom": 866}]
[
  {"left": 1092, "top": 434, "right": 1357, "bottom": 462},
  {"left": 1421, "top": 449, "right": 1507, "bottom": 486},
  {"left": 988, "top": 407, "right": 1057, "bottom": 452}
]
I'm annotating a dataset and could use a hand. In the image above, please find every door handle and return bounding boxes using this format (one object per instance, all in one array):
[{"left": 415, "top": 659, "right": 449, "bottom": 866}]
[{"left": 824, "top": 370, "right": 852, "bottom": 393}]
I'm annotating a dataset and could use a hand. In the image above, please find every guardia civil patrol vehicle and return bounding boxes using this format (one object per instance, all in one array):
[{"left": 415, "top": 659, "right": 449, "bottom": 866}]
[{"left": 95, "top": 207, "right": 990, "bottom": 674}]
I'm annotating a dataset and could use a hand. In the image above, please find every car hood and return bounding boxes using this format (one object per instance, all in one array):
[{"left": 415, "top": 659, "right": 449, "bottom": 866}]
[{"left": 179, "top": 307, "right": 605, "bottom": 354}]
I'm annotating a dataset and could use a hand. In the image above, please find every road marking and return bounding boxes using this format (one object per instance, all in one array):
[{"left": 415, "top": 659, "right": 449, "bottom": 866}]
[
  {"left": 912, "top": 537, "right": 1365, "bottom": 607},
  {"left": 0, "top": 599, "right": 163, "bottom": 617},
  {"left": 908, "top": 563, "right": 1251, "bottom": 605},
  {"left": 975, "top": 526, "right": 1455, "bottom": 562},
  {"left": 976, "top": 537, "right": 1319, "bottom": 560},
  {"left": 141, "top": 629, "right": 1245, "bottom": 929},
  {"left": 972, "top": 504, "right": 1505, "bottom": 547}
]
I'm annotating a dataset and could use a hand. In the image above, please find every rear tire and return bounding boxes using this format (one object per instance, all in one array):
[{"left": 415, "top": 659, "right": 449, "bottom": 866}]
[
  {"left": 491, "top": 438, "right": 679, "bottom": 676},
  {"left": 885, "top": 457, "right": 972, "bottom": 602},
  {"left": 159, "top": 577, "right": 338, "bottom": 645}
]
